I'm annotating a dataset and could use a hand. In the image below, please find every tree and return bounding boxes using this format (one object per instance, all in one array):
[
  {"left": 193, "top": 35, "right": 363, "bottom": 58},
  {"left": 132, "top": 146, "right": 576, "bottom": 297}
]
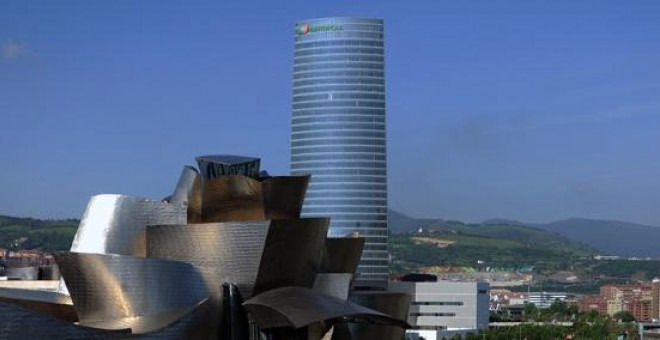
[{"left": 613, "top": 311, "right": 635, "bottom": 322}]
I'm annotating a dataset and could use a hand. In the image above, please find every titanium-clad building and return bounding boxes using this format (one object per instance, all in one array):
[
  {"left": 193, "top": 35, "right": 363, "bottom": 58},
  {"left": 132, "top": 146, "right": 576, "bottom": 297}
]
[{"left": 290, "top": 17, "right": 388, "bottom": 288}]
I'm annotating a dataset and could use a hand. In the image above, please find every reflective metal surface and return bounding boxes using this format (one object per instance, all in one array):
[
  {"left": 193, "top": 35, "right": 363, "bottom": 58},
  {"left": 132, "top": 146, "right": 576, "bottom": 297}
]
[
  {"left": 243, "top": 287, "right": 411, "bottom": 330},
  {"left": 253, "top": 218, "right": 329, "bottom": 296},
  {"left": 54, "top": 252, "right": 208, "bottom": 323},
  {"left": 262, "top": 175, "right": 310, "bottom": 219},
  {"left": 188, "top": 173, "right": 204, "bottom": 223},
  {"left": 70, "top": 194, "right": 186, "bottom": 257},
  {"left": 146, "top": 221, "right": 271, "bottom": 298},
  {"left": 0, "top": 288, "right": 76, "bottom": 322},
  {"left": 201, "top": 176, "right": 265, "bottom": 222},
  {"left": 78, "top": 298, "right": 211, "bottom": 335},
  {"left": 339, "top": 291, "right": 412, "bottom": 340},
  {"left": 147, "top": 218, "right": 328, "bottom": 299},
  {"left": 321, "top": 238, "right": 365, "bottom": 274},
  {"left": 169, "top": 165, "right": 199, "bottom": 204},
  {"left": 313, "top": 273, "right": 353, "bottom": 301},
  {"left": 200, "top": 176, "right": 311, "bottom": 223}
]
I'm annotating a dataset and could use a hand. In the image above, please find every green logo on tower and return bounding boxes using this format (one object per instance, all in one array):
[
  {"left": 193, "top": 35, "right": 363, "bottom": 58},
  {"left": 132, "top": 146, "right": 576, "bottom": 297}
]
[{"left": 295, "top": 23, "right": 343, "bottom": 36}]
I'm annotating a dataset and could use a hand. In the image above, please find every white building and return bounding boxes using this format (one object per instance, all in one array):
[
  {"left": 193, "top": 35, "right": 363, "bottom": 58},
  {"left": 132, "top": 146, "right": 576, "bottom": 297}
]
[
  {"left": 528, "top": 292, "right": 567, "bottom": 308},
  {"left": 389, "top": 280, "right": 490, "bottom": 340}
]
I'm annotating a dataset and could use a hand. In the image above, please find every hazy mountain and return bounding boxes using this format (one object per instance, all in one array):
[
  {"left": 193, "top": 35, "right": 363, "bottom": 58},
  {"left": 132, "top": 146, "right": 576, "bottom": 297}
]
[
  {"left": 389, "top": 210, "right": 660, "bottom": 257},
  {"left": 532, "top": 218, "right": 660, "bottom": 257},
  {"left": 482, "top": 218, "right": 526, "bottom": 226},
  {"left": 387, "top": 209, "right": 440, "bottom": 234}
]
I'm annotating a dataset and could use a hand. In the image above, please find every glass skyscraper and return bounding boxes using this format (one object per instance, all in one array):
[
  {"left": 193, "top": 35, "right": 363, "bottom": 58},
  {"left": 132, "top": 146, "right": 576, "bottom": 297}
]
[{"left": 290, "top": 17, "right": 388, "bottom": 288}]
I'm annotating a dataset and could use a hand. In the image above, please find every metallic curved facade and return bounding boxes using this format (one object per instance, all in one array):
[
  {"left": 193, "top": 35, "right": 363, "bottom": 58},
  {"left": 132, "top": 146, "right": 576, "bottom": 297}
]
[
  {"left": 243, "top": 287, "right": 409, "bottom": 330},
  {"left": 169, "top": 165, "right": 200, "bottom": 204},
  {"left": 253, "top": 218, "right": 329, "bottom": 296},
  {"left": 145, "top": 218, "right": 329, "bottom": 298},
  {"left": 321, "top": 237, "right": 365, "bottom": 274},
  {"left": 146, "top": 221, "right": 271, "bottom": 298},
  {"left": 200, "top": 175, "right": 310, "bottom": 223},
  {"left": 290, "top": 17, "right": 388, "bottom": 288},
  {"left": 54, "top": 252, "right": 208, "bottom": 325},
  {"left": 342, "top": 291, "right": 412, "bottom": 340},
  {"left": 70, "top": 194, "right": 186, "bottom": 257}
]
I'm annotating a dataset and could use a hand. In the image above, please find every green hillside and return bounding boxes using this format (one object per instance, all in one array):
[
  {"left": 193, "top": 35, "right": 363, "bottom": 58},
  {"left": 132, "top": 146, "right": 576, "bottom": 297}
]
[
  {"left": 390, "top": 221, "right": 595, "bottom": 275},
  {"left": 0, "top": 215, "right": 78, "bottom": 251}
]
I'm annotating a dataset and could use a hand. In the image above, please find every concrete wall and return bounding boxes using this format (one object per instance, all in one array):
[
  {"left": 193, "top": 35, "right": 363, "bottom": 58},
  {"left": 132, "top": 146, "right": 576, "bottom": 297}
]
[{"left": 389, "top": 281, "right": 490, "bottom": 331}]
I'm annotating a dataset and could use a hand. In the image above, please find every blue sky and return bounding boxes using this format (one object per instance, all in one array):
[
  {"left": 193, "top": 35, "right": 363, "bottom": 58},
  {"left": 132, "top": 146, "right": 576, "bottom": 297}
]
[{"left": 1, "top": 1, "right": 659, "bottom": 225}]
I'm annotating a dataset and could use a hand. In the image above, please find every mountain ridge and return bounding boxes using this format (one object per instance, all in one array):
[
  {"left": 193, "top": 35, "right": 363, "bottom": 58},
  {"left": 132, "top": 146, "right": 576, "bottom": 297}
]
[{"left": 389, "top": 209, "right": 660, "bottom": 257}]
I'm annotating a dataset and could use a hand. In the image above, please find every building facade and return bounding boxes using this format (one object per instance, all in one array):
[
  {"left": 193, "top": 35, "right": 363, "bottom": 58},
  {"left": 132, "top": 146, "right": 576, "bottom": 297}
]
[
  {"left": 388, "top": 281, "right": 490, "bottom": 332},
  {"left": 577, "top": 280, "right": 660, "bottom": 322},
  {"left": 290, "top": 17, "right": 388, "bottom": 288}
]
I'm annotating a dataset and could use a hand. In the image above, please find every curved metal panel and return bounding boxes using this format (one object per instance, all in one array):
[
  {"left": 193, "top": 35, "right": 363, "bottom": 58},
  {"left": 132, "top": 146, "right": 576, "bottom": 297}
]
[
  {"left": 262, "top": 175, "right": 310, "bottom": 219},
  {"left": 169, "top": 165, "right": 199, "bottom": 204},
  {"left": 342, "top": 291, "right": 413, "bottom": 340},
  {"left": 146, "top": 221, "right": 271, "bottom": 298},
  {"left": 199, "top": 175, "right": 311, "bottom": 223},
  {"left": 201, "top": 176, "right": 265, "bottom": 222},
  {"left": 188, "top": 174, "right": 203, "bottom": 223},
  {"left": 243, "top": 286, "right": 410, "bottom": 330},
  {"left": 322, "top": 237, "right": 365, "bottom": 274},
  {"left": 78, "top": 298, "right": 211, "bottom": 335},
  {"left": 54, "top": 252, "right": 208, "bottom": 323},
  {"left": 0, "top": 288, "right": 76, "bottom": 322},
  {"left": 70, "top": 194, "right": 186, "bottom": 257},
  {"left": 313, "top": 273, "right": 353, "bottom": 301},
  {"left": 253, "top": 218, "right": 330, "bottom": 296}
]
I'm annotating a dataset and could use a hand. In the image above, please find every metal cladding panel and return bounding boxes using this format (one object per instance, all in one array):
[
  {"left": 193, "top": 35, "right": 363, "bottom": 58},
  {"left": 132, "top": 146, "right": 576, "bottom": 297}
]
[
  {"left": 0, "top": 288, "right": 76, "bottom": 322},
  {"left": 313, "top": 273, "right": 353, "bottom": 301},
  {"left": 170, "top": 166, "right": 200, "bottom": 204},
  {"left": 252, "top": 218, "right": 330, "bottom": 296},
  {"left": 78, "top": 298, "right": 211, "bottom": 335},
  {"left": 243, "top": 286, "right": 410, "bottom": 330},
  {"left": 322, "top": 238, "right": 365, "bottom": 274},
  {"left": 262, "top": 175, "right": 310, "bottom": 219},
  {"left": 199, "top": 175, "right": 310, "bottom": 223},
  {"left": 146, "top": 221, "right": 270, "bottom": 299},
  {"left": 188, "top": 174, "right": 203, "bottom": 223},
  {"left": 201, "top": 176, "right": 265, "bottom": 222},
  {"left": 342, "top": 291, "right": 412, "bottom": 340},
  {"left": 54, "top": 252, "right": 208, "bottom": 323},
  {"left": 70, "top": 194, "right": 186, "bottom": 257},
  {"left": 0, "top": 299, "right": 211, "bottom": 339}
]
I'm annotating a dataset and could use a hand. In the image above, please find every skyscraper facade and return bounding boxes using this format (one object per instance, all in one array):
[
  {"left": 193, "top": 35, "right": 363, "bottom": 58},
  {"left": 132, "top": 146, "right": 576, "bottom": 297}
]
[{"left": 290, "top": 17, "right": 388, "bottom": 288}]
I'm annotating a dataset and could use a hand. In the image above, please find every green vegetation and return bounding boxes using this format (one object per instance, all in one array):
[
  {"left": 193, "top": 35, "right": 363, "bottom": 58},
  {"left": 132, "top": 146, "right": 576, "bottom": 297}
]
[
  {"left": 389, "top": 222, "right": 593, "bottom": 274},
  {"left": 0, "top": 215, "right": 78, "bottom": 251},
  {"left": 462, "top": 301, "right": 637, "bottom": 340},
  {"left": 390, "top": 221, "right": 660, "bottom": 288},
  {"left": 592, "top": 260, "right": 660, "bottom": 281}
]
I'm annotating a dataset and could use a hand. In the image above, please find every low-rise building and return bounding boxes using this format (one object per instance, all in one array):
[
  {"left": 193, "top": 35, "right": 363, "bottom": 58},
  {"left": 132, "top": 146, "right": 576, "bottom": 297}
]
[
  {"left": 577, "top": 280, "right": 660, "bottom": 322},
  {"left": 389, "top": 277, "right": 489, "bottom": 340}
]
